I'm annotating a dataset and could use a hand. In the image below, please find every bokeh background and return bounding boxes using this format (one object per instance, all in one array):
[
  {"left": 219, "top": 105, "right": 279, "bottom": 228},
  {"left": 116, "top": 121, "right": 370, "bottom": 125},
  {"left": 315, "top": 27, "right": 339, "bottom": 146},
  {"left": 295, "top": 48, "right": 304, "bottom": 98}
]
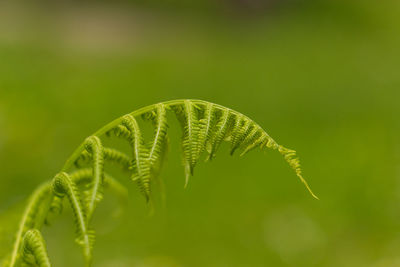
[{"left": 0, "top": 0, "right": 399, "bottom": 266}]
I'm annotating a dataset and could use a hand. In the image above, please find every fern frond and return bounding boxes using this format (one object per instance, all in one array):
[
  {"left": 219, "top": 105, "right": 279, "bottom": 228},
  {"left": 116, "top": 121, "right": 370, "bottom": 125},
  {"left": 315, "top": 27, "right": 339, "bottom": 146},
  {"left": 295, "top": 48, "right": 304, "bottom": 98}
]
[
  {"left": 228, "top": 115, "right": 264, "bottom": 157},
  {"left": 8, "top": 99, "right": 318, "bottom": 267},
  {"left": 83, "top": 136, "right": 105, "bottom": 221},
  {"left": 143, "top": 103, "right": 169, "bottom": 170},
  {"left": 8, "top": 182, "right": 51, "bottom": 267},
  {"left": 277, "top": 145, "right": 319, "bottom": 199},
  {"left": 197, "top": 102, "right": 217, "bottom": 161},
  {"left": 206, "top": 108, "right": 233, "bottom": 160},
  {"left": 173, "top": 100, "right": 201, "bottom": 186},
  {"left": 21, "top": 229, "right": 51, "bottom": 267},
  {"left": 122, "top": 114, "right": 151, "bottom": 201},
  {"left": 229, "top": 116, "right": 253, "bottom": 155},
  {"left": 52, "top": 172, "right": 93, "bottom": 265},
  {"left": 238, "top": 124, "right": 261, "bottom": 154},
  {"left": 239, "top": 131, "right": 268, "bottom": 156}
]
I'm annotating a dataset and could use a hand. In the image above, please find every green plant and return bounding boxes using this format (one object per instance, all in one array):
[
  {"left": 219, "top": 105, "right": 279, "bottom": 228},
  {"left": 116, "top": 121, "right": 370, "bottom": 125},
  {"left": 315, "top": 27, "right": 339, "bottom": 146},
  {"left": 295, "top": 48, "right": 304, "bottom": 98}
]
[{"left": 4, "top": 99, "right": 317, "bottom": 267}]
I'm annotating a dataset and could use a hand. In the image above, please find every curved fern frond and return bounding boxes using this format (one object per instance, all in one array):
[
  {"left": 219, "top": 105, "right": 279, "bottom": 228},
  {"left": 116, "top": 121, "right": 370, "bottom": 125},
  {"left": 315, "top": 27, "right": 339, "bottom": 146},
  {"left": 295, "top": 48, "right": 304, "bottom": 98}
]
[
  {"left": 122, "top": 115, "right": 151, "bottom": 201},
  {"left": 238, "top": 124, "right": 262, "bottom": 154},
  {"left": 173, "top": 100, "right": 201, "bottom": 186},
  {"left": 197, "top": 102, "right": 217, "bottom": 161},
  {"left": 8, "top": 182, "right": 51, "bottom": 267},
  {"left": 143, "top": 103, "right": 169, "bottom": 170},
  {"left": 83, "top": 136, "right": 105, "bottom": 221},
  {"left": 7, "top": 99, "right": 318, "bottom": 267},
  {"left": 240, "top": 131, "right": 268, "bottom": 156},
  {"left": 230, "top": 115, "right": 252, "bottom": 155},
  {"left": 21, "top": 229, "right": 51, "bottom": 267},
  {"left": 52, "top": 172, "right": 94, "bottom": 265},
  {"left": 206, "top": 108, "right": 233, "bottom": 161},
  {"left": 141, "top": 103, "right": 169, "bottom": 202},
  {"left": 229, "top": 115, "right": 264, "bottom": 157}
]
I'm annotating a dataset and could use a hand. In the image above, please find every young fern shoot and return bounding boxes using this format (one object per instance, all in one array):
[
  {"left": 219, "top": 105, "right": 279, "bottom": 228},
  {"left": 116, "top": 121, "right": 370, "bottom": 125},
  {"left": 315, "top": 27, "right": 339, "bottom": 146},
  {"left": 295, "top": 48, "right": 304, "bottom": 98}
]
[
  {"left": 5, "top": 99, "right": 317, "bottom": 267},
  {"left": 21, "top": 229, "right": 51, "bottom": 267},
  {"left": 83, "top": 136, "right": 105, "bottom": 222},
  {"left": 52, "top": 172, "right": 94, "bottom": 265}
]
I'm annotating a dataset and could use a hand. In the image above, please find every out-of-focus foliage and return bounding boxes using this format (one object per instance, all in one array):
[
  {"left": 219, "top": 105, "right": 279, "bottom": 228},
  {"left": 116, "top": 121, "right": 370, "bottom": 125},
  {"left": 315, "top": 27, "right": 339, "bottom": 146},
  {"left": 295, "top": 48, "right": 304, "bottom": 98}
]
[{"left": 0, "top": 0, "right": 399, "bottom": 266}]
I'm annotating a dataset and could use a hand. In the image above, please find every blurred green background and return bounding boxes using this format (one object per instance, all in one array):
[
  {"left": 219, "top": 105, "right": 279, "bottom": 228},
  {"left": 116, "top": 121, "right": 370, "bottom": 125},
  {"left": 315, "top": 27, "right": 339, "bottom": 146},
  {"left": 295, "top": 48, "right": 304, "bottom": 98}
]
[{"left": 0, "top": 0, "right": 399, "bottom": 266}]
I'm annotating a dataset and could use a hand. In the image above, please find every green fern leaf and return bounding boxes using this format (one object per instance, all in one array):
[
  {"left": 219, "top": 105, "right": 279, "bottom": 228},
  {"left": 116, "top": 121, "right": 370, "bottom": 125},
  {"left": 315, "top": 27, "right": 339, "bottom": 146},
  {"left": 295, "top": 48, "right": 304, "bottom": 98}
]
[
  {"left": 229, "top": 114, "right": 245, "bottom": 154},
  {"left": 83, "top": 136, "right": 105, "bottom": 221},
  {"left": 239, "top": 131, "right": 268, "bottom": 156},
  {"left": 144, "top": 103, "right": 169, "bottom": 170},
  {"left": 52, "top": 172, "right": 93, "bottom": 265},
  {"left": 122, "top": 114, "right": 151, "bottom": 201},
  {"left": 8, "top": 183, "right": 51, "bottom": 267},
  {"left": 196, "top": 102, "right": 217, "bottom": 161},
  {"left": 21, "top": 229, "right": 51, "bottom": 267},
  {"left": 206, "top": 108, "right": 233, "bottom": 160},
  {"left": 173, "top": 100, "right": 201, "bottom": 186},
  {"left": 238, "top": 124, "right": 261, "bottom": 153},
  {"left": 229, "top": 116, "right": 253, "bottom": 155}
]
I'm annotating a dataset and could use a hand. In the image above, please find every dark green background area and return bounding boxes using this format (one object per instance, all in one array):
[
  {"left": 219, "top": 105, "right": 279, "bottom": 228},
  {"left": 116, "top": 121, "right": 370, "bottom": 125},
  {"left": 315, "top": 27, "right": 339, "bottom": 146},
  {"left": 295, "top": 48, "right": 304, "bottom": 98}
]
[{"left": 0, "top": 1, "right": 399, "bottom": 266}]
